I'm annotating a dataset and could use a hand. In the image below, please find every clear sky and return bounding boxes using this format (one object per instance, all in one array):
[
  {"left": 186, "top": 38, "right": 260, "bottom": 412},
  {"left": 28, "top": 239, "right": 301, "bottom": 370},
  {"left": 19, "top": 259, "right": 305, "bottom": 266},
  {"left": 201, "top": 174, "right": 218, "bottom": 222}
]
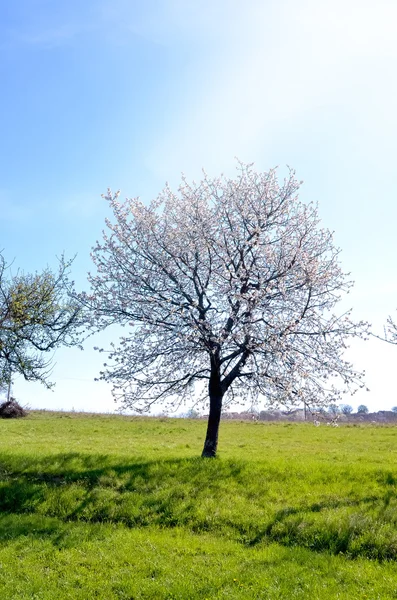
[{"left": 1, "top": 0, "right": 397, "bottom": 413}]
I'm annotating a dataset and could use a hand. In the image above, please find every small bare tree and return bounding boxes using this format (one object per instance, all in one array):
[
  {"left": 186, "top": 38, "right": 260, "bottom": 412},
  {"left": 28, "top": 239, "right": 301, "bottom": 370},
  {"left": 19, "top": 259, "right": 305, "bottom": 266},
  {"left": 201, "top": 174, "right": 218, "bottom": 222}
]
[
  {"left": 384, "top": 313, "right": 397, "bottom": 344},
  {"left": 85, "top": 162, "right": 368, "bottom": 457}
]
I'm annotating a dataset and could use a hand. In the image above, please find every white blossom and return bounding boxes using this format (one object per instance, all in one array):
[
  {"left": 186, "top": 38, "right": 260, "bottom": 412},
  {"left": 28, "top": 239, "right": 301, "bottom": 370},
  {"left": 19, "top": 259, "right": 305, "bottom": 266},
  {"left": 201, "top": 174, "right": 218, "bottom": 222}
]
[{"left": 84, "top": 162, "right": 369, "bottom": 455}]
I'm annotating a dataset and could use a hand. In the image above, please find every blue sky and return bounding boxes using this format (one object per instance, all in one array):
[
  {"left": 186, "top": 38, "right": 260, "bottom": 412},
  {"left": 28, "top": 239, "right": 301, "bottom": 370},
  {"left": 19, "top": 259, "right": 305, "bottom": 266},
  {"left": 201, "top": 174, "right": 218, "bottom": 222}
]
[{"left": 1, "top": 0, "right": 397, "bottom": 413}]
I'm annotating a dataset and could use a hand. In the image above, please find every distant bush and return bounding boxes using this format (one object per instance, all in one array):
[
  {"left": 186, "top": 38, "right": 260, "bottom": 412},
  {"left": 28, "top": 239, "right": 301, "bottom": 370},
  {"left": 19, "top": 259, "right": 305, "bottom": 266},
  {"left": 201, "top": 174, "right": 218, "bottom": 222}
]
[
  {"left": 0, "top": 398, "right": 28, "bottom": 419},
  {"left": 186, "top": 408, "right": 200, "bottom": 419},
  {"left": 357, "top": 405, "right": 369, "bottom": 415}
]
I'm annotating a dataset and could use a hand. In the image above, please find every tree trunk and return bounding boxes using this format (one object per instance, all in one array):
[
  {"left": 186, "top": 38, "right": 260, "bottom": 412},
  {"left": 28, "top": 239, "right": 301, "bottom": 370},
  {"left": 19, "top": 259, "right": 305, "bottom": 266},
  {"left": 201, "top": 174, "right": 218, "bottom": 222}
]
[
  {"left": 202, "top": 360, "right": 223, "bottom": 457},
  {"left": 201, "top": 393, "right": 223, "bottom": 457}
]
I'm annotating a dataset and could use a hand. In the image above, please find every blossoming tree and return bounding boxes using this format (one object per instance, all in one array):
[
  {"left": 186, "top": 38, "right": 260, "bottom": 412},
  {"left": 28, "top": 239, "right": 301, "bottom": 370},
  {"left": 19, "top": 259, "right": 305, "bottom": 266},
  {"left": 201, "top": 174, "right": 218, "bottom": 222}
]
[{"left": 87, "top": 163, "right": 368, "bottom": 457}]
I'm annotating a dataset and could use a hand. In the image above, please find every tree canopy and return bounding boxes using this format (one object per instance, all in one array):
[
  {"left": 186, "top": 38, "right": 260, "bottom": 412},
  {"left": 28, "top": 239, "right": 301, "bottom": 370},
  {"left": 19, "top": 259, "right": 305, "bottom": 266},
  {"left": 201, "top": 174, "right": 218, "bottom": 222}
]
[
  {"left": 0, "top": 255, "right": 83, "bottom": 388},
  {"left": 86, "top": 162, "right": 368, "bottom": 456}
]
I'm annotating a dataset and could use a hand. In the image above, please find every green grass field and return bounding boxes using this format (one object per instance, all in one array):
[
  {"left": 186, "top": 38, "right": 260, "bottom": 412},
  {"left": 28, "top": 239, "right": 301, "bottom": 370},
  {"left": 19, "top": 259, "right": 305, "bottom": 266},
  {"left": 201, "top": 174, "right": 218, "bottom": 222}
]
[{"left": 1, "top": 412, "right": 397, "bottom": 599}]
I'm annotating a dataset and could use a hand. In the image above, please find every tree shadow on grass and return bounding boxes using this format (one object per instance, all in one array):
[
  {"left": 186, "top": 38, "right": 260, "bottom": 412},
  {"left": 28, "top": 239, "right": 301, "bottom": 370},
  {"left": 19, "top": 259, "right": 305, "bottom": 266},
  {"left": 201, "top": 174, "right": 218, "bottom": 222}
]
[
  {"left": 0, "top": 452, "right": 246, "bottom": 527},
  {"left": 0, "top": 452, "right": 247, "bottom": 549},
  {"left": 0, "top": 451, "right": 245, "bottom": 489},
  {"left": 0, "top": 512, "right": 121, "bottom": 550},
  {"left": 1, "top": 452, "right": 397, "bottom": 560}
]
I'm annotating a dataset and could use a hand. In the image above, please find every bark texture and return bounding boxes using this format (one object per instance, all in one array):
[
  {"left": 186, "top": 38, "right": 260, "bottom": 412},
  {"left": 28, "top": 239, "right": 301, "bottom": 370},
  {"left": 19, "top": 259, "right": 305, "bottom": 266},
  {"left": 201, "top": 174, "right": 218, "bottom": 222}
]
[
  {"left": 201, "top": 393, "right": 223, "bottom": 457},
  {"left": 202, "top": 358, "right": 223, "bottom": 457}
]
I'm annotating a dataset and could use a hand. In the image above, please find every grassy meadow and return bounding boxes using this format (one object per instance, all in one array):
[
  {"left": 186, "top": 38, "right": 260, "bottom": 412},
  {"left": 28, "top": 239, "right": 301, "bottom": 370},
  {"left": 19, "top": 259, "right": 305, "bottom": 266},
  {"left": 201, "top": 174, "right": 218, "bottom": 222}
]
[{"left": 1, "top": 413, "right": 397, "bottom": 598}]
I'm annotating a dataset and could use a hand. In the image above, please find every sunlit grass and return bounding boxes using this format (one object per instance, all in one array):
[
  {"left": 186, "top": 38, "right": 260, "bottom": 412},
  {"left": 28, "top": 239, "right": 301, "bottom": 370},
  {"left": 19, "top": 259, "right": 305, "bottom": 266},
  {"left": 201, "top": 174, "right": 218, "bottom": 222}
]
[{"left": 1, "top": 412, "right": 397, "bottom": 598}]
